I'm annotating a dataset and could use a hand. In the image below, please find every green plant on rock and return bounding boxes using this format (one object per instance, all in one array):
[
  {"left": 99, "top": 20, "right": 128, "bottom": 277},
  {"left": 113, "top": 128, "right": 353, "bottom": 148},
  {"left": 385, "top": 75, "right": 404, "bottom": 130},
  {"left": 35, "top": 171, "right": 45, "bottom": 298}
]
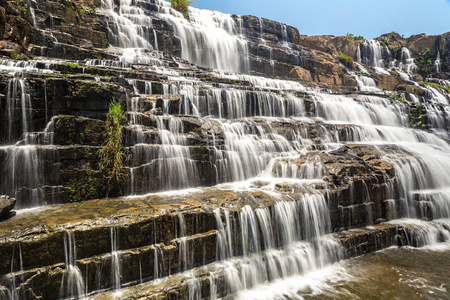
[
  {"left": 10, "top": 50, "right": 18, "bottom": 60},
  {"left": 64, "top": 60, "right": 81, "bottom": 70},
  {"left": 345, "top": 33, "right": 364, "bottom": 41},
  {"left": 20, "top": 6, "right": 27, "bottom": 12},
  {"left": 380, "top": 39, "right": 389, "bottom": 47},
  {"left": 170, "top": 0, "right": 193, "bottom": 19},
  {"left": 420, "top": 81, "right": 450, "bottom": 93},
  {"left": 388, "top": 92, "right": 404, "bottom": 102},
  {"left": 98, "top": 99, "right": 128, "bottom": 198},
  {"left": 338, "top": 54, "right": 354, "bottom": 68},
  {"left": 64, "top": 171, "right": 104, "bottom": 203},
  {"left": 417, "top": 48, "right": 431, "bottom": 64},
  {"left": 81, "top": 5, "right": 95, "bottom": 16}
]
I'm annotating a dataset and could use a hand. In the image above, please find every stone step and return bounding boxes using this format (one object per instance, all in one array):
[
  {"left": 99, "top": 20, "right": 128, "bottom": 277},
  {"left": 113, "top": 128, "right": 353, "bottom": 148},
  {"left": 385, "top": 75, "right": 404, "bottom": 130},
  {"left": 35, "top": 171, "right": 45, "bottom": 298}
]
[
  {"left": 1, "top": 231, "right": 218, "bottom": 299},
  {"left": 88, "top": 223, "right": 416, "bottom": 300},
  {"left": 0, "top": 207, "right": 215, "bottom": 275}
]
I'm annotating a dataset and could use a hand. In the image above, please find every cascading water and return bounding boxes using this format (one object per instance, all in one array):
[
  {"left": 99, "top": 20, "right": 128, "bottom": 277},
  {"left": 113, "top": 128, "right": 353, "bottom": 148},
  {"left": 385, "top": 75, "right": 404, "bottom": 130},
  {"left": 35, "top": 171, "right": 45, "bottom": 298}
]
[
  {"left": 357, "top": 40, "right": 419, "bottom": 80},
  {"left": 435, "top": 49, "right": 441, "bottom": 73},
  {"left": 1, "top": 243, "right": 24, "bottom": 300},
  {"left": 208, "top": 193, "right": 343, "bottom": 298},
  {"left": 357, "top": 40, "right": 386, "bottom": 71},
  {"left": 0, "top": 78, "right": 53, "bottom": 208},
  {"left": 1, "top": 0, "right": 450, "bottom": 299},
  {"left": 60, "top": 231, "right": 85, "bottom": 299},
  {"left": 110, "top": 226, "right": 121, "bottom": 291},
  {"left": 100, "top": 0, "right": 156, "bottom": 53},
  {"left": 355, "top": 75, "right": 380, "bottom": 92},
  {"left": 155, "top": 0, "right": 249, "bottom": 73}
]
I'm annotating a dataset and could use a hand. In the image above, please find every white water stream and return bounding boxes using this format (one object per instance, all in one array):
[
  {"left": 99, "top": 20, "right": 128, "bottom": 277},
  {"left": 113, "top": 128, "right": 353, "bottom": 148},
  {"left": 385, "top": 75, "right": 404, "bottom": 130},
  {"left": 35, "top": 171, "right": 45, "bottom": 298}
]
[{"left": 0, "top": 0, "right": 449, "bottom": 299}]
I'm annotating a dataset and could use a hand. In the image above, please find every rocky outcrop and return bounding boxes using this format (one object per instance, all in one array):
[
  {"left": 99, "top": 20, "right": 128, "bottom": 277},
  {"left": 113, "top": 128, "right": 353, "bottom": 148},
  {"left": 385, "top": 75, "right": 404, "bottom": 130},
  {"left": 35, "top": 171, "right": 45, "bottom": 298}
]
[
  {"left": 0, "top": 195, "right": 15, "bottom": 221},
  {"left": 288, "top": 66, "right": 313, "bottom": 82},
  {"left": 300, "top": 35, "right": 359, "bottom": 59},
  {"left": 372, "top": 73, "right": 401, "bottom": 91},
  {"left": 0, "top": 190, "right": 446, "bottom": 299}
]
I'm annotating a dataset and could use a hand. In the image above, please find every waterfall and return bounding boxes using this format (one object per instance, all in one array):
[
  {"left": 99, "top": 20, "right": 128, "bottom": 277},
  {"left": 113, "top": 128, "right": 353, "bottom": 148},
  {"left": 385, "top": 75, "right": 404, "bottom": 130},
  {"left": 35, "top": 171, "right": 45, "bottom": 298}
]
[
  {"left": 209, "top": 193, "right": 342, "bottom": 297},
  {"left": 357, "top": 40, "right": 385, "bottom": 69},
  {"left": 110, "top": 227, "right": 121, "bottom": 291},
  {"left": 4, "top": 242, "right": 24, "bottom": 300},
  {"left": 435, "top": 49, "right": 441, "bottom": 73},
  {"left": 1, "top": 0, "right": 450, "bottom": 298},
  {"left": 355, "top": 75, "right": 381, "bottom": 92},
  {"left": 0, "top": 78, "right": 46, "bottom": 208},
  {"left": 99, "top": 0, "right": 250, "bottom": 73},
  {"left": 155, "top": 0, "right": 249, "bottom": 73},
  {"left": 398, "top": 47, "right": 418, "bottom": 73},
  {"left": 101, "top": 0, "right": 155, "bottom": 49},
  {"left": 153, "top": 245, "right": 165, "bottom": 279},
  {"left": 60, "top": 231, "right": 85, "bottom": 299},
  {"left": 6, "top": 78, "right": 31, "bottom": 142},
  {"left": 178, "top": 214, "right": 190, "bottom": 271},
  {"left": 357, "top": 41, "right": 419, "bottom": 77}
]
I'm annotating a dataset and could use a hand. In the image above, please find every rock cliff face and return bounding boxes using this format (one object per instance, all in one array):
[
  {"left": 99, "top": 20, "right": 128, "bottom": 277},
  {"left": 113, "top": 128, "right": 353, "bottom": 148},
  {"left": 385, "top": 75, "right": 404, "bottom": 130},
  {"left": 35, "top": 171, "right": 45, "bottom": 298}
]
[{"left": 0, "top": 0, "right": 449, "bottom": 299}]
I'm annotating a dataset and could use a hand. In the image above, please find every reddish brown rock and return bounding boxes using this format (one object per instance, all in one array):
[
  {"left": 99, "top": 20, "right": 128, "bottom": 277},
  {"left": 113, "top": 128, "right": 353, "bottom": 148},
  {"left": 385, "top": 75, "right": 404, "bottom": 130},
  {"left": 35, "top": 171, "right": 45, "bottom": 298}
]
[
  {"left": 300, "top": 35, "right": 359, "bottom": 58},
  {"left": 289, "top": 66, "right": 313, "bottom": 82},
  {"left": 373, "top": 74, "right": 401, "bottom": 91}
]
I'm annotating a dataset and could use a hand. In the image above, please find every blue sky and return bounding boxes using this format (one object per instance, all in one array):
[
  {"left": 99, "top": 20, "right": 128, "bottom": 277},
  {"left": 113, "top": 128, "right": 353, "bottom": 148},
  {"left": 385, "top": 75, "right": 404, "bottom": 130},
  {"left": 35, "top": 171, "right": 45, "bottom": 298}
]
[{"left": 192, "top": 0, "right": 450, "bottom": 39}]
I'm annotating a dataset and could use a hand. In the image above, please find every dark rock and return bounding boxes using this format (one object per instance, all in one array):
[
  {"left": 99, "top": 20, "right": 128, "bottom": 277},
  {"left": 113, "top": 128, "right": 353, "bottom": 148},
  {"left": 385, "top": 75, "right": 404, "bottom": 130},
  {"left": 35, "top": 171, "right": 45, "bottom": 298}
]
[{"left": 0, "top": 195, "right": 16, "bottom": 221}]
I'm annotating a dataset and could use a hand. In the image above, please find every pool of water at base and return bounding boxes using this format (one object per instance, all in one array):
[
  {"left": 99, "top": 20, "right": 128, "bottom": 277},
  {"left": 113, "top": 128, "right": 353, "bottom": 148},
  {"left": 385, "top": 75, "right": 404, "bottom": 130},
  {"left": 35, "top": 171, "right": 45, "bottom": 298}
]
[{"left": 234, "top": 244, "right": 450, "bottom": 300}]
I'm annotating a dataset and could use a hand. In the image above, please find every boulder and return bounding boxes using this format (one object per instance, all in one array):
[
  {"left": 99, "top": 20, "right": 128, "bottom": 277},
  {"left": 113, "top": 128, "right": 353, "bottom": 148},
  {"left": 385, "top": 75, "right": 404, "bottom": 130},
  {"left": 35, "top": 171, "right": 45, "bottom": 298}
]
[
  {"left": 396, "top": 84, "right": 426, "bottom": 97},
  {"left": 376, "top": 32, "right": 406, "bottom": 50},
  {"left": 289, "top": 66, "right": 313, "bottom": 82},
  {"left": 0, "top": 195, "right": 16, "bottom": 221},
  {"left": 343, "top": 75, "right": 357, "bottom": 87},
  {"left": 310, "top": 50, "right": 346, "bottom": 86},
  {"left": 299, "top": 35, "right": 359, "bottom": 58},
  {"left": 373, "top": 73, "right": 401, "bottom": 91},
  {"left": 406, "top": 33, "right": 438, "bottom": 55}
]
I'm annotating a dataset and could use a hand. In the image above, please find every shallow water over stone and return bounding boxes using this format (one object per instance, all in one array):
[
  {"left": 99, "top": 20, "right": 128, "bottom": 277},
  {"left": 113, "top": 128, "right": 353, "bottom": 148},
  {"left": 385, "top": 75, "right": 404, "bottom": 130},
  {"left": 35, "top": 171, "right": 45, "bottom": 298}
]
[
  {"left": 0, "top": 0, "right": 449, "bottom": 298},
  {"left": 301, "top": 244, "right": 450, "bottom": 300}
]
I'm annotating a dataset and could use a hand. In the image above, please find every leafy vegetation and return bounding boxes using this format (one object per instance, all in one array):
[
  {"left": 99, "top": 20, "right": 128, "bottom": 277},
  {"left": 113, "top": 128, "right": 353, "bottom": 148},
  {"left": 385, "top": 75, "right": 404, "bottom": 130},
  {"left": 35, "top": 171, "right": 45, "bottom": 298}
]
[
  {"left": 98, "top": 100, "right": 128, "bottom": 198},
  {"left": 81, "top": 5, "right": 95, "bottom": 16},
  {"left": 345, "top": 33, "right": 364, "bottom": 41},
  {"left": 20, "top": 6, "right": 27, "bottom": 12},
  {"left": 10, "top": 50, "right": 18, "bottom": 60},
  {"left": 64, "top": 61, "right": 82, "bottom": 70},
  {"left": 64, "top": 171, "right": 104, "bottom": 203},
  {"left": 417, "top": 48, "right": 431, "bottom": 63},
  {"left": 379, "top": 39, "right": 389, "bottom": 47},
  {"left": 415, "top": 48, "right": 435, "bottom": 73},
  {"left": 420, "top": 81, "right": 450, "bottom": 93},
  {"left": 170, "top": 0, "right": 192, "bottom": 19},
  {"left": 338, "top": 54, "right": 354, "bottom": 68},
  {"left": 388, "top": 92, "right": 404, "bottom": 102}
]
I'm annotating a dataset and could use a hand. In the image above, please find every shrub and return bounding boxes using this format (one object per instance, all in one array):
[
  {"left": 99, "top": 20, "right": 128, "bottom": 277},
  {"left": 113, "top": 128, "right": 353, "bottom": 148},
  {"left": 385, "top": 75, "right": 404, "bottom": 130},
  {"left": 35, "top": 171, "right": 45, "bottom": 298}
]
[
  {"left": 10, "top": 49, "right": 18, "bottom": 60},
  {"left": 81, "top": 5, "right": 95, "bottom": 16},
  {"left": 170, "top": 0, "right": 192, "bottom": 19},
  {"left": 98, "top": 100, "right": 128, "bottom": 197},
  {"left": 346, "top": 33, "right": 364, "bottom": 41},
  {"left": 64, "top": 60, "right": 81, "bottom": 70},
  {"left": 420, "top": 81, "right": 450, "bottom": 93},
  {"left": 338, "top": 54, "right": 354, "bottom": 68},
  {"left": 417, "top": 48, "right": 431, "bottom": 64},
  {"left": 388, "top": 92, "right": 404, "bottom": 102},
  {"left": 64, "top": 171, "right": 104, "bottom": 203}
]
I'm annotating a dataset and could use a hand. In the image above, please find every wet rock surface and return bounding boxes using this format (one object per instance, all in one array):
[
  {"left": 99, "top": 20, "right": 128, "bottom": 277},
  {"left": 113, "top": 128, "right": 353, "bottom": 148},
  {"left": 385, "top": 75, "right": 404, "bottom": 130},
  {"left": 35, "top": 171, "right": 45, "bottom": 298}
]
[
  {"left": 0, "top": 195, "right": 15, "bottom": 221},
  {"left": 0, "top": 0, "right": 449, "bottom": 299}
]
